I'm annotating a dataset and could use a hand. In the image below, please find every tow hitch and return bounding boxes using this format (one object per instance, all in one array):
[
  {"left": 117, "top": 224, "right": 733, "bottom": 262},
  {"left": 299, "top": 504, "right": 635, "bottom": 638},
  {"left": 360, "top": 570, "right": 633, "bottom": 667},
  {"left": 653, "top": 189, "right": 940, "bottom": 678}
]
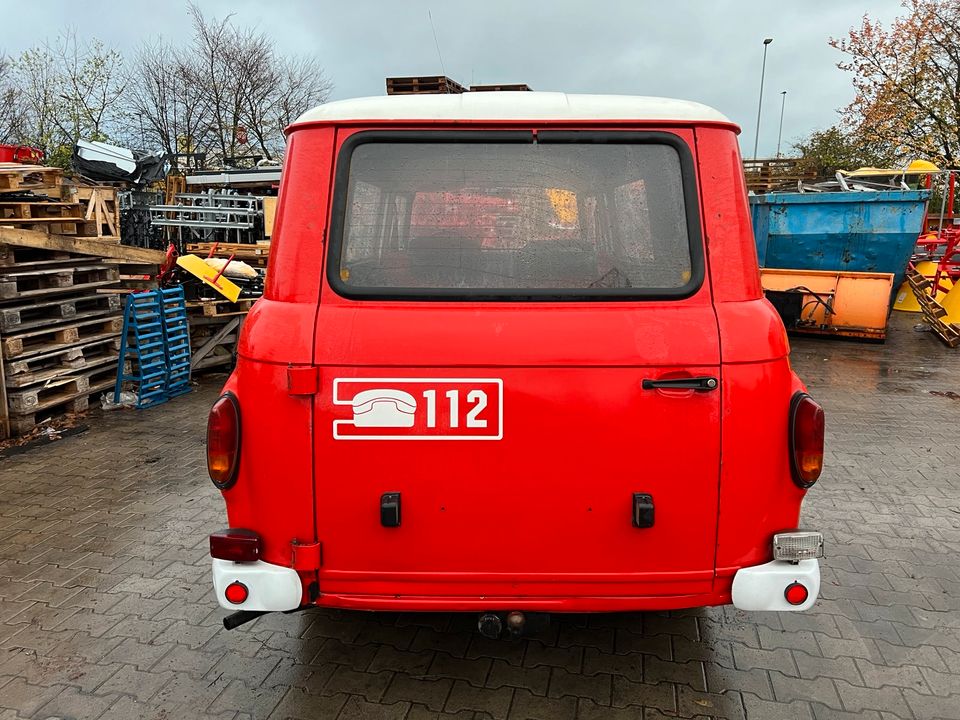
[{"left": 477, "top": 612, "right": 550, "bottom": 639}]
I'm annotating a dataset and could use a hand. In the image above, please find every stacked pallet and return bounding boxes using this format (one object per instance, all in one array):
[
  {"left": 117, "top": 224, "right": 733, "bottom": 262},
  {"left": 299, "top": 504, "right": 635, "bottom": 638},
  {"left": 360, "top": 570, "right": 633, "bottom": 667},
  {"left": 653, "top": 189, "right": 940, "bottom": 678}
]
[
  {"left": 386, "top": 75, "right": 466, "bottom": 95},
  {"left": 0, "top": 163, "right": 121, "bottom": 242},
  {"left": 0, "top": 243, "right": 124, "bottom": 437},
  {"left": 187, "top": 298, "right": 254, "bottom": 372},
  {"left": 185, "top": 241, "right": 270, "bottom": 268}
]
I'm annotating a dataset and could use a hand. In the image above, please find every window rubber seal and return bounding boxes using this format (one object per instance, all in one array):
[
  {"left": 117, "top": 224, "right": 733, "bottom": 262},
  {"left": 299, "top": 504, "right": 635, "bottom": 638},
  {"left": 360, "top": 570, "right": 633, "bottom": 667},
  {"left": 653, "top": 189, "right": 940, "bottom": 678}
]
[{"left": 326, "top": 128, "right": 706, "bottom": 302}]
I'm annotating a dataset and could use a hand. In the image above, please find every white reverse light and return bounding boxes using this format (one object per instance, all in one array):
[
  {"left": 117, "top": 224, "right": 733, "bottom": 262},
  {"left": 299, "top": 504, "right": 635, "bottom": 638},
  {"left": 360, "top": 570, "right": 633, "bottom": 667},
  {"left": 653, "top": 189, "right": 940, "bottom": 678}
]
[{"left": 773, "top": 531, "right": 823, "bottom": 563}]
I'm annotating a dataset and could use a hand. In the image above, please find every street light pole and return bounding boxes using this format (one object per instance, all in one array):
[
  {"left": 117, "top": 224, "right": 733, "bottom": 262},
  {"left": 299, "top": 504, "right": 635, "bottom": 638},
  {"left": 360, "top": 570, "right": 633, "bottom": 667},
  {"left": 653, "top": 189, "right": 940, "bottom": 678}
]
[
  {"left": 752, "top": 37, "right": 773, "bottom": 161},
  {"left": 776, "top": 91, "right": 787, "bottom": 158}
]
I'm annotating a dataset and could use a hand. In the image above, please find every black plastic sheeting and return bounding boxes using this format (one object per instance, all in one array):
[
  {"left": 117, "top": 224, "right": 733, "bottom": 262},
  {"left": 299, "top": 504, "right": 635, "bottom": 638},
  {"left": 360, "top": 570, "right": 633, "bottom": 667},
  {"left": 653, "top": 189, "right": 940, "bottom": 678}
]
[{"left": 71, "top": 146, "right": 167, "bottom": 185}]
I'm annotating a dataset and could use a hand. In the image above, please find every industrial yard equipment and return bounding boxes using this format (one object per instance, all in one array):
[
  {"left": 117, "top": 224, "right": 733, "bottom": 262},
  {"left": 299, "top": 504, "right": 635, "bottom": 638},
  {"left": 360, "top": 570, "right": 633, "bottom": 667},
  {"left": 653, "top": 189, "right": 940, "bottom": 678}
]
[
  {"left": 750, "top": 189, "right": 931, "bottom": 292},
  {"left": 761, "top": 268, "right": 894, "bottom": 341}
]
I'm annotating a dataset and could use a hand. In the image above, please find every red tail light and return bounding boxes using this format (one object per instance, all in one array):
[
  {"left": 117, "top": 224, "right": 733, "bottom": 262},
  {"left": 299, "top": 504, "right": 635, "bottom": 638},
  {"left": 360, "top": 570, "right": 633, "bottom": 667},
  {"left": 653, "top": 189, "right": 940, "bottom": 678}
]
[
  {"left": 207, "top": 393, "right": 240, "bottom": 489},
  {"left": 210, "top": 528, "right": 261, "bottom": 562},
  {"left": 789, "top": 392, "right": 824, "bottom": 488}
]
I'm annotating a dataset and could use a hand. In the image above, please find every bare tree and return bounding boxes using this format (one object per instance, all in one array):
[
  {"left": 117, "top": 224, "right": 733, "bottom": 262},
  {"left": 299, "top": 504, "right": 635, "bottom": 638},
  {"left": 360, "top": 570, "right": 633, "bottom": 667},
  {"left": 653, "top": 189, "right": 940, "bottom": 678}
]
[
  {"left": 262, "top": 56, "right": 334, "bottom": 155},
  {"left": 129, "top": 3, "right": 333, "bottom": 167},
  {"left": 125, "top": 40, "right": 212, "bottom": 159}
]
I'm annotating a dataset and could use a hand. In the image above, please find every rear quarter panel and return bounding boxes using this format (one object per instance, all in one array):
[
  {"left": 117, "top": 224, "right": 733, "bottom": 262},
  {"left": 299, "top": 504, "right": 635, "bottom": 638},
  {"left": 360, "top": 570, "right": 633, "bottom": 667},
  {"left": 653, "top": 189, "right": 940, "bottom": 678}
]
[{"left": 697, "top": 127, "right": 810, "bottom": 576}]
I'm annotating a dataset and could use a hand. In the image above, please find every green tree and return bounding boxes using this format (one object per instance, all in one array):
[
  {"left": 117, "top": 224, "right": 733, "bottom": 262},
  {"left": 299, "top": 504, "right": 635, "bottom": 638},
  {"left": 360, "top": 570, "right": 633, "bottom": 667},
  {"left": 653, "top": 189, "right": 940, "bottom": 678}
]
[
  {"left": 792, "top": 126, "right": 893, "bottom": 178},
  {"left": 11, "top": 29, "right": 125, "bottom": 168}
]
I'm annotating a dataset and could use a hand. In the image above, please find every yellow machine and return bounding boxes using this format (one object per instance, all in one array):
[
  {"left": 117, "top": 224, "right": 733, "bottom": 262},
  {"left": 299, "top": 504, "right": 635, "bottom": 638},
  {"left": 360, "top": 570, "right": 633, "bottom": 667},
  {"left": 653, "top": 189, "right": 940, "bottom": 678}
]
[{"left": 761, "top": 269, "right": 895, "bottom": 341}]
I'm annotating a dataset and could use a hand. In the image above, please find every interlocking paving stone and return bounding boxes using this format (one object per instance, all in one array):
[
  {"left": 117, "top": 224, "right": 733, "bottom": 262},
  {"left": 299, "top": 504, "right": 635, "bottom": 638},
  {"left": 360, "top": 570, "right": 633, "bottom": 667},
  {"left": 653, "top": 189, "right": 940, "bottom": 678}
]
[{"left": 0, "top": 313, "right": 958, "bottom": 718}]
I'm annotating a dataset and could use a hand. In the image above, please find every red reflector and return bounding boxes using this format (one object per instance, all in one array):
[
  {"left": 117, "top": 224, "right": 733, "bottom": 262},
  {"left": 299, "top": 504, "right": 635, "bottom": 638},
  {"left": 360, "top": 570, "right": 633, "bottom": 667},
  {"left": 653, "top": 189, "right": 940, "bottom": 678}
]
[
  {"left": 225, "top": 581, "right": 248, "bottom": 604},
  {"left": 208, "top": 393, "right": 240, "bottom": 489},
  {"left": 210, "top": 528, "right": 261, "bottom": 562},
  {"left": 789, "top": 393, "right": 824, "bottom": 488},
  {"left": 784, "top": 582, "right": 809, "bottom": 606}
]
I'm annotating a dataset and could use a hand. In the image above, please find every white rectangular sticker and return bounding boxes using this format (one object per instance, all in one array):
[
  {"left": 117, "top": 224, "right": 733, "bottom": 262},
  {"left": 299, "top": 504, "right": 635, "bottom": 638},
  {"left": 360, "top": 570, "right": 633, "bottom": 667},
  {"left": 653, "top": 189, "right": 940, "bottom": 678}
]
[{"left": 333, "top": 378, "right": 503, "bottom": 440}]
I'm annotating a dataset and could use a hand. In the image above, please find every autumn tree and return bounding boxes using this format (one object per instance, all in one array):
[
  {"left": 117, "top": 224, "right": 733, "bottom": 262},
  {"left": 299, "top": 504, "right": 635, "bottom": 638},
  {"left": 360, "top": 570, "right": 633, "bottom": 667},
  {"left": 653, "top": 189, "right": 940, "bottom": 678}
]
[{"left": 831, "top": 0, "right": 960, "bottom": 165}]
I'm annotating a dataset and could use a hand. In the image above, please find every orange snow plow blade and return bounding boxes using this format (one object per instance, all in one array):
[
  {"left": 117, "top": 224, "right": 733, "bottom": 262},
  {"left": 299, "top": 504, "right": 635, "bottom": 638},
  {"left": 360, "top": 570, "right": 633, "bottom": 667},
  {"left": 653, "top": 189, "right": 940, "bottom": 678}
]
[{"left": 760, "top": 268, "right": 894, "bottom": 341}]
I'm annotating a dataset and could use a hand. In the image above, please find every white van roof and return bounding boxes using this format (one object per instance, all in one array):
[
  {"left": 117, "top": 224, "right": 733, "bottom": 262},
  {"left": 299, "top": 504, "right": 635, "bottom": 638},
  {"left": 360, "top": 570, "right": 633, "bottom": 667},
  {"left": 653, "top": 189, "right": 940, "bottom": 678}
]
[{"left": 292, "top": 92, "right": 733, "bottom": 127}]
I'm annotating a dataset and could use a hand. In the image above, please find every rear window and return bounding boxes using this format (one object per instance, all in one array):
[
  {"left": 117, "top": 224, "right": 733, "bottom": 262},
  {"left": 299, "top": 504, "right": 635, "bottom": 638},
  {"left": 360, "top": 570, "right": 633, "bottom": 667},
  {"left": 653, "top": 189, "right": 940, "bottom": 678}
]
[{"left": 328, "top": 131, "right": 703, "bottom": 299}]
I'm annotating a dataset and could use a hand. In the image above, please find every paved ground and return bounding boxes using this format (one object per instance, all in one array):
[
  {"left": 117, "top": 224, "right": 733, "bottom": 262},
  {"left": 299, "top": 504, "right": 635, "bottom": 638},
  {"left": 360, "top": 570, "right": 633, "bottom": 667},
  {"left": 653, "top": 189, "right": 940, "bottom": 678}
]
[{"left": 1, "top": 312, "right": 959, "bottom": 719}]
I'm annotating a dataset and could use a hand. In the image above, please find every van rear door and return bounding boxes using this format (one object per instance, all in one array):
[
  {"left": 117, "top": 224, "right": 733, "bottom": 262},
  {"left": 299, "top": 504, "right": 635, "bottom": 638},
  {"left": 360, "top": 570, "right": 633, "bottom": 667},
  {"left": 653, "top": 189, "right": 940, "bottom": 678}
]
[{"left": 311, "top": 129, "right": 721, "bottom": 601}]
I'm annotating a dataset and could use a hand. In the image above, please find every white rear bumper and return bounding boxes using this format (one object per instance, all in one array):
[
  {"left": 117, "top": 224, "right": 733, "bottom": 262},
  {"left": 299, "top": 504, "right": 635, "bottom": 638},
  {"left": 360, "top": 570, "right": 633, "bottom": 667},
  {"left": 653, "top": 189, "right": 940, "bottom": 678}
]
[
  {"left": 731, "top": 559, "right": 820, "bottom": 611},
  {"left": 212, "top": 559, "right": 302, "bottom": 611}
]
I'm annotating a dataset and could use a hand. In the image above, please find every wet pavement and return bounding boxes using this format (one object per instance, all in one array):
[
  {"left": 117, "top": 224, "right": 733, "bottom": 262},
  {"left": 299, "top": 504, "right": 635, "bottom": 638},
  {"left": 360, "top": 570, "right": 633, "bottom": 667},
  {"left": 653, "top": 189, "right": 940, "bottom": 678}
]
[{"left": 1, "top": 311, "right": 959, "bottom": 719}]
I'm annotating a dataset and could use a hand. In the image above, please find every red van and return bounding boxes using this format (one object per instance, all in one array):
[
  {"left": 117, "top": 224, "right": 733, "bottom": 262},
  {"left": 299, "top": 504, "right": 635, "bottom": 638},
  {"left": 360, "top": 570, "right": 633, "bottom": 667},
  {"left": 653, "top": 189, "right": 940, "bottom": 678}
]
[{"left": 206, "top": 93, "right": 825, "bottom": 633}]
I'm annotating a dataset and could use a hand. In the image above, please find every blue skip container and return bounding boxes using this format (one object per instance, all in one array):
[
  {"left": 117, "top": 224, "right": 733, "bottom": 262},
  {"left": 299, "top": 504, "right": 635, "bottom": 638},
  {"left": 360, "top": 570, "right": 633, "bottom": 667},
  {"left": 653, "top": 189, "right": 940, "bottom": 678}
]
[{"left": 749, "top": 190, "right": 930, "bottom": 289}]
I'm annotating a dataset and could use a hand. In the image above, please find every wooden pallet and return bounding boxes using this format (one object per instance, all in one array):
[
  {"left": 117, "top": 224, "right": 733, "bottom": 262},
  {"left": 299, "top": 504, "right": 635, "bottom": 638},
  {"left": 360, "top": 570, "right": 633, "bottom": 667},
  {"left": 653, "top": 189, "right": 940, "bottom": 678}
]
[
  {"left": 1, "top": 315, "right": 123, "bottom": 359},
  {"left": 0, "top": 164, "right": 63, "bottom": 193},
  {"left": 100, "top": 260, "right": 160, "bottom": 294},
  {"left": 6, "top": 219, "right": 112, "bottom": 238},
  {"left": 0, "top": 293, "right": 121, "bottom": 332},
  {"left": 0, "top": 244, "right": 74, "bottom": 267},
  {"left": 0, "top": 261, "right": 119, "bottom": 300},
  {"left": 84, "top": 359, "right": 121, "bottom": 396},
  {"left": 185, "top": 242, "right": 270, "bottom": 263},
  {"left": 0, "top": 201, "right": 84, "bottom": 223},
  {"left": 187, "top": 298, "right": 255, "bottom": 317},
  {"left": 5, "top": 337, "right": 120, "bottom": 385},
  {"left": 5, "top": 342, "right": 122, "bottom": 435},
  {"left": 8, "top": 392, "right": 88, "bottom": 435},
  {"left": 386, "top": 75, "right": 466, "bottom": 95},
  {"left": 470, "top": 83, "right": 532, "bottom": 92},
  {"left": 7, "top": 374, "right": 90, "bottom": 413},
  {"left": 742, "top": 158, "right": 817, "bottom": 194}
]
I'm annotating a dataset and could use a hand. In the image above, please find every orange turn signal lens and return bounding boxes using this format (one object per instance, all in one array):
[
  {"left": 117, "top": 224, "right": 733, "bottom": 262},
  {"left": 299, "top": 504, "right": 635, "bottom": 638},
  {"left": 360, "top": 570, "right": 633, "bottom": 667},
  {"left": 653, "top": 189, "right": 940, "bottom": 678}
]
[
  {"left": 789, "top": 393, "right": 824, "bottom": 488},
  {"left": 207, "top": 393, "right": 240, "bottom": 489}
]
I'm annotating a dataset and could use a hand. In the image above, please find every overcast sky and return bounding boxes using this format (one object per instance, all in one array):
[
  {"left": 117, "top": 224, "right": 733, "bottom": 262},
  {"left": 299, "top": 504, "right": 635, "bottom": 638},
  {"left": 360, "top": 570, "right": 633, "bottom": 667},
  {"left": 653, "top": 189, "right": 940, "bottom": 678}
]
[{"left": 7, "top": 0, "right": 904, "bottom": 157}]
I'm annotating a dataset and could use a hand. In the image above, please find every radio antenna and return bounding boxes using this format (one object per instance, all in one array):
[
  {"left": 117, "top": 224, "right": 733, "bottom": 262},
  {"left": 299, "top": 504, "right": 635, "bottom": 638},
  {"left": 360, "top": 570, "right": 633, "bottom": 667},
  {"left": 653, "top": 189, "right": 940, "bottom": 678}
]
[{"left": 427, "top": 9, "right": 446, "bottom": 77}]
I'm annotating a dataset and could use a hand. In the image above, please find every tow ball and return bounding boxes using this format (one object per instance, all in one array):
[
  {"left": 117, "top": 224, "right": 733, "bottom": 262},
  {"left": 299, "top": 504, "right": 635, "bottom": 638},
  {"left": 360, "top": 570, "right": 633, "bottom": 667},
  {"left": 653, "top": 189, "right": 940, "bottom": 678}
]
[{"left": 477, "top": 612, "right": 549, "bottom": 639}]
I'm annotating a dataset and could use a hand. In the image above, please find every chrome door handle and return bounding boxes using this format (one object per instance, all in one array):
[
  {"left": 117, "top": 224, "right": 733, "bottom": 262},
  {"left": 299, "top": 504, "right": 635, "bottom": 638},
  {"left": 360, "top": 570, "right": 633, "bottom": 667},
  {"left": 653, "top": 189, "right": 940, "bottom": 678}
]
[{"left": 642, "top": 376, "right": 718, "bottom": 391}]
